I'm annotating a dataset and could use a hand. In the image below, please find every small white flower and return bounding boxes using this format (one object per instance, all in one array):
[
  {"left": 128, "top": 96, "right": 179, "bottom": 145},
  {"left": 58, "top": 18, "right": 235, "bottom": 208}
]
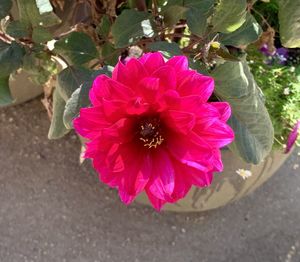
[
  {"left": 283, "top": 88, "right": 290, "bottom": 95},
  {"left": 46, "top": 39, "right": 57, "bottom": 51},
  {"left": 236, "top": 169, "right": 252, "bottom": 180},
  {"left": 290, "top": 66, "right": 295, "bottom": 73}
]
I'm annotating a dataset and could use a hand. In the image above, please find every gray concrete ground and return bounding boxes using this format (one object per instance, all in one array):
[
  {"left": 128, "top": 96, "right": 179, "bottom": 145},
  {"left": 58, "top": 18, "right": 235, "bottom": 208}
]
[{"left": 0, "top": 98, "right": 300, "bottom": 262}]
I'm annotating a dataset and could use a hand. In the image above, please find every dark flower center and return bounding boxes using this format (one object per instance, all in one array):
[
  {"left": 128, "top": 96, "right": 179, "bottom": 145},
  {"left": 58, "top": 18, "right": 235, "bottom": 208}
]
[{"left": 138, "top": 116, "right": 164, "bottom": 149}]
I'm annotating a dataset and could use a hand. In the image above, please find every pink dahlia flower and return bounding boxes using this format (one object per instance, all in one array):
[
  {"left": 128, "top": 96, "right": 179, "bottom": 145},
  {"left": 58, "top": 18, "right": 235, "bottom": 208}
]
[
  {"left": 285, "top": 120, "right": 300, "bottom": 153},
  {"left": 74, "top": 52, "right": 234, "bottom": 210}
]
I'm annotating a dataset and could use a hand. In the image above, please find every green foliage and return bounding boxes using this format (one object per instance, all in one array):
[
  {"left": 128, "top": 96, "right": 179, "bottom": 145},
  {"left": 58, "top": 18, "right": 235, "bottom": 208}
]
[
  {"left": 5, "top": 20, "right": 29, "bottom": 38},
  {"left": 101, "top": 42, "right": 120, "bottom": 65},
  {"left": 16, "top": 0, "right": 61, "bottom": 27},
  {"left": 63, "top": 88, "right": 81, "bottom": 129},
  {"left": 1, "top": 0, "right": 299, "bottom": 164},
  {"left": 63, "top": 66, "right": 113, "bottom": 129},
  {"left": 220, "top": 13, "right": 262, "bottom": 47},
  {"left": 57, "top": 66, "right": 92, "bottom": 101},
  {"left": 278, "top": 0, "right": 300, "bottom": 48},
  {"left": 161, "top": 0, "right": 214, "bottom": 35},
  {"left": 96, "top": 15, "right": 111, "bottom": 39},
  {"left": 0, "top": 41, "right": 25, "bottom": 78},
  {"left": 111, "top": 9, "right": 154, "bottom": 48},
  {"left": 247, "top": 47, "right": 300, "bottom": 147},
  {"left": 54, "top": 32, "right": 98, "bottom": 65},
  {"left": 162, "top": 4, "right": 187, "bottom": 27},
  {"left": 212, "top": 0, "right": 248, "bottom": 33},
  {"left": 252, "top": 0, "right": 279, "bottom": 30},
  {"left": 0, "top": 76, "right": 12, "bottom": 106},
  {"left": 0, "top": 0, "right": 12, "bottom": 20},
  {"left": 212, "top": 59, "right": 274, "bottom": 164},
  {"left": 22, "top": 51, "right": 57, "bottom": 85},
  {"left": 48, "top": 89, "right": 70, "bottom": 139},
  {"left": 32, "top": 26, "right": 52, "bottom": 43},
  {"left": 185, "top": 0, "right": 215, "bottom": 36},
  {"left": 148, "top": 41, "right": 182, "bottom": 57}
]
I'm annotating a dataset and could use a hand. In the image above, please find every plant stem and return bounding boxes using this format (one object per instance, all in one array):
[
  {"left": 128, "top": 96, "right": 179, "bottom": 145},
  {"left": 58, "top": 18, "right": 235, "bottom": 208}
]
[
  {"left": 152, "top": 0, "right": 158, "bottom": 17},
  {"left": 251, "top": 8, "right": 272, "bottom": 29},
  {"left": 0, "top": 31, "right": 13, "bottom": 43}
]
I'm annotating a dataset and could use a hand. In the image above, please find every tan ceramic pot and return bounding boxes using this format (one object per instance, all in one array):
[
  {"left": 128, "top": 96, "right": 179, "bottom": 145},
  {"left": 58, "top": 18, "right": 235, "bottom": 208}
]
[
  {"left": 8, "top": 71, "right": 43, "bottom": 106},
  {"left": 135, "top": 149, "right": 289, "bottom": 212},
  {"left": 8, "top": 0, "right": 82, "bottom": 106}
]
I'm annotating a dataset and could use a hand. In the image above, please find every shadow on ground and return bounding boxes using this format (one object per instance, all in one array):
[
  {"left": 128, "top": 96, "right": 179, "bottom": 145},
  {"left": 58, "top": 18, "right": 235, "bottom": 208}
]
[{"left": 0, "top": 98, "right": 299, "bottom": 262}]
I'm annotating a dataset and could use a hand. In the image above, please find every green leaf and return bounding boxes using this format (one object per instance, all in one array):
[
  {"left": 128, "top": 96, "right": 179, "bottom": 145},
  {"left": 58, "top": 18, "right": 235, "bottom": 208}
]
[
  {"left": 0, "top": 76, "right": 12, "bottom": 106},
  {"left": 212, "top": 60, "right": 274, "bottom": 164},
  {"left": 48, "top": 89, "right": 70, "bottom": 139},
  {"left": 54, "top": 32, "right": 98, "bottom": 65},
  {"left": 188, "top": 58, "right": 210, "bottom": 75},
  {"left": 148, "top": 41, "right": 182, "bottom": 58},
  {"left": 215, "top": 46, "right": 240, "bottom": 61},
  {"left": 32, "top": 26, "right": 52, "bottom": 43},
  {"left": 16, "top": 0, "right": 61, "bottom": 27},
  {"left": 161, "top": 0, "right": 214, "bottom": 35},
  {"left": 186, "top": 8, "right": 207, "bottom": 36},
  {"left": 22, "top": 52, "right": 56, "bottom": 84},
  {"left": 57, "top": 66, "right": 92, "bottom": 101},
  {"left": 0, "top": 0, "right": 12, "bottom": 19},
  {"left": 111, "top": 9, "right": 154, "bottom": 48},
  {"left": 212, "top": 0, "right": 247, "bottom": 33},
  {"left": 162, "top": 5, "right": 188, "bottom": 27},
  {"left": 101, "top": 42, "right": 120, "bottom": 65},
  {"left": 278, "top": 0, "right": 300, "bottom": 48},
  {"left": 184, "top": 0, "right": 214, "bottom": 10},
  {"left": 0, "top": 41, "right": 25, "bottom": 78},
  {"left": 96, "top": 15, "right": 111, "bottom": 38},
  {"left": 35, "top": 0, "right": 62, "bottom": 26},
  {"left": 63, "top": 66, "right": 113, "bottom": 129},
  {"left": 63, "top": 88, "right": 81, "bottom": 129},
  {"left": 220, "top": 13, "right": 262, "bottom": 47},
  {"left": 6, "top": 20, "right": 29, "bottom": 38}
]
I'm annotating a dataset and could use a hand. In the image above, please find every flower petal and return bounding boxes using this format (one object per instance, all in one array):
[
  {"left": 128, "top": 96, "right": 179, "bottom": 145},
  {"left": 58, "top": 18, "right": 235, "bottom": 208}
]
[
  {"left": 102, "top": 99, "right": 127, "bottom": 120},
  {"left": 152, "top": 65, "right": 177, "bottom": 90},
  {"left": 137, "top": 77, "right": 160, "bottom": 102},
  {"left": 148, "top": 149, "right": 175, "bottom": 200},
  {"left": 194, "top": 120, "right": 234, "bottom": 148},
  {"left": 166, "top": 133, "right": 211, "bottom": 172},
  {"left": 112, "top": 60, "right": 127, "bottom": 83},
  {"left": 210, "top": 102, "right": 232, "bottom": 122},
  {"left": 140, "top": 52, "right": 165, "bottom": 74},
  {"left": 166, "top": 56, "right": 188, "bottom": 71},
  {"left": 101, "top": 118, "right": 135, "bottom": 143},
  {"left": 112, "top": 58, "right": 148, "bottom": 88},
  {"left": 285, "top": 120, "right": 300, "bottom": 153},
  {"left": 106, "top": 79, "right": 135, "bottom": 101},
  {"left": 178, "top": 73, "right": 214, "bottom": 101},
  {"left": 123, "top": 58, "right": 148, "bottom": 88},
  {"left": 73, "top": 107, "right": 110, "bottom": 139},
  {"left": 190, "top": 171, "right": 213, "bottom": 187},
  {"left": 163, "top": 110, "right": 195, "bottom": 134},
  {"left": 89, "top": 75, "right": 110, "bottom": 106},
  {"left": 170, "top": 160, "right": 192, "bottom": 200},
  {"left": 126, "top": 97, "right": 150, "bottom": 115},
  {"left": 115, "top": 145, "right": 151, "bottom": 204},
  {"left": 145, "top": 188, "right": 167, "bottom": 211}
]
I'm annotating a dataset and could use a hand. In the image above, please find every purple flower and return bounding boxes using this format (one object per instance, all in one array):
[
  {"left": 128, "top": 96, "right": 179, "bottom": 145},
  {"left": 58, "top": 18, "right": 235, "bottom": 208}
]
[
  {"left": 277, "top": 48, "right": 288, "bottom": 57},
  {"left": 285, "top": 120, "right": 300, "bottom": 153},
  {"left": 259, "top": 44, "right": 275, "bottom": 56},
  {"left": 276, "top": 48, "right": 289, "bottom": 65},
  {"left": 259, "top": 45, "right": 290, "bottom": 65}
]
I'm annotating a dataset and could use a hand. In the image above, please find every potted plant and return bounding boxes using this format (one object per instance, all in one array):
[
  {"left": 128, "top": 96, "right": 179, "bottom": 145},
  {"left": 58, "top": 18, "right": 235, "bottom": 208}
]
[{"left": 0, "top": 0, "right": 299, "bottom": 211}]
